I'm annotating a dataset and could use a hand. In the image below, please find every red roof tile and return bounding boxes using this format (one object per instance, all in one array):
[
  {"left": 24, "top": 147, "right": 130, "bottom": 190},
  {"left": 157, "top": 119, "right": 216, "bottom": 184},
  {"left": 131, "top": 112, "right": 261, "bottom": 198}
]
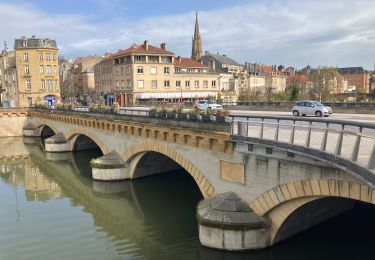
[
  {"left": 113, "top": 42, "right": 174, "bottom": 57},
  {"left": 174, "top": 57, "right": 206, "bottom": 68}
]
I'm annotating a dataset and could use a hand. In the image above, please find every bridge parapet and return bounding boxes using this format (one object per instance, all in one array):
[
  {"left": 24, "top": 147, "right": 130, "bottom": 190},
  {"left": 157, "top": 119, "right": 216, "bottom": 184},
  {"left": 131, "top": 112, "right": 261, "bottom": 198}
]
[{"left": 231, "top": 115, "right": 375, "bottom": 187}]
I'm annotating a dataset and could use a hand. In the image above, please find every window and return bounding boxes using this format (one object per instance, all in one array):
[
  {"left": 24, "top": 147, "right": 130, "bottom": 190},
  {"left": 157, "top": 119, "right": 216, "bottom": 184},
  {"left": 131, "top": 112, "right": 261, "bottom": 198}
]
[
  {"left": 39, "top": 52, "right": 43, "bottom": 61},
  {"left": 151, "top": 80, "right": 157, "bottom": 88},
  {"left": 121, "top": 67, "right": 124, "bottom": 76},
  {"left": 53, "top": 54, "right": 56, "bottom": 61},
  {"left": 203, "top": 80, "right": 208, "bottom": 88},
  {"left": 185, "top": 80, "right": 190, "bottom": 88},
  {"left": 46, "top": 65, "right": 52, "bottom": 75},
  {"left": 164, "top": 80, "right": 170, "bottom": 88},
  {"left": 48, "top": 80, "right": 53, "bottom": 91},
  {"left": 126, "top": 67, "right": 131, "bottom": 75},
  {"left": 23, "top": 53, "right": 28, "bottom": 62},
  {"left": 212, "top": 80, "right": 216, "bottom": 87},
  {"left": 137, "top": 66, "right": 144, "bottom": 74},
  {"left": 55, "top": 80, "right": 58, "bottom": 91},
  {"left": 194, "top": 80, "right": 199, "bottom": 88},
  {"left": 150, "top": 67, "right": 157, "bottom": 74},
  {"left": 176, "top": 80, "right": 181, "bottom": 88},
  {"left": 121, "top": 80, "right": 125, "bottom": 89},
  {"left": 127, "top": 79, "right": 132, "bottom": 89},
  {"left": 54, "top": 66, "right": 57, "bottom": 75},
  {"left": 149, "top": 56, "right": 159, "bottom": 63},
  {"left": 164, "top": 67, "right": 170, "bottom": 74},
  {"left": 137, "top": 80, "right": 144, "bottom": 88},
  {"left": 25, "top": 79, "right": 31, "bottom": 90},
  {"left": 40, "top": 80, "right": 45, "bottom": 90},
  {"left": 116, "top": 81, "right": 120, "bottom": 89},
  {"left": 40, "top": 65, "right": 44, "bottom": 75},
  {"left": 135, "top": 55, "right": 145, "bottom": 62},
  {"left": 46, "top": 53, "right": 51, "bottom": 61},
  {"left": 24, "top": 65, "right": 30, "bottom": 75}
]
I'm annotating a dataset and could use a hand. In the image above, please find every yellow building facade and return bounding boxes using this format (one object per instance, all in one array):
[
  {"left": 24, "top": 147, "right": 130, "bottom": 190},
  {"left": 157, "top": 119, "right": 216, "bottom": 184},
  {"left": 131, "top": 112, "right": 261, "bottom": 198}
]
[
  {"left": 103, "top": 41, "right": 219, "bottom": 106},
  {"left": 15, "top": 36, "right": 60, "bottom": 107}
]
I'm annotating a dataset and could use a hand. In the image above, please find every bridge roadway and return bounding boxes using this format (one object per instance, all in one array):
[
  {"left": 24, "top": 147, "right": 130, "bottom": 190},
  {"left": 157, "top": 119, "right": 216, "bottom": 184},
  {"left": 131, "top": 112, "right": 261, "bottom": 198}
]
[
  {"left": 230, "top": 110, "right": 375, "bottom": 123},
  {"left": 3, "top": 107, "right": 375, "bottom": 250}
]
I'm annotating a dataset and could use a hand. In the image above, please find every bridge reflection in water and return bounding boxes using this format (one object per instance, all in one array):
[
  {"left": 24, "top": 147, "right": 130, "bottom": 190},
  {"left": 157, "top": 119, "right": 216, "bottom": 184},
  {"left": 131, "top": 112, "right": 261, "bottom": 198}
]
[{"left": 1, "top": 137, "right": 375, "bottom": 259}]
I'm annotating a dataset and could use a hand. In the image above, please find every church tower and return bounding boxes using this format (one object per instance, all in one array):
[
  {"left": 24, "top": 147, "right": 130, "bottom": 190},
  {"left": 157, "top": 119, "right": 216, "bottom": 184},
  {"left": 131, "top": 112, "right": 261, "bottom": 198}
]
[{"left": 191, "top": 12, "right": 202, "bottom": 61}]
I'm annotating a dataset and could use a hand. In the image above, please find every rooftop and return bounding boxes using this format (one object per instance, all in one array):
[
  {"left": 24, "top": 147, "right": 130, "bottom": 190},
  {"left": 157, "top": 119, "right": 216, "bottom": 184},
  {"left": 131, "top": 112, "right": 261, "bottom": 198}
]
[
  {"left": 113, "top": 40, "right": 174, "bottom": 57},
  {"left": 174, "top": 57, "right": 206, "bottom": 68}
]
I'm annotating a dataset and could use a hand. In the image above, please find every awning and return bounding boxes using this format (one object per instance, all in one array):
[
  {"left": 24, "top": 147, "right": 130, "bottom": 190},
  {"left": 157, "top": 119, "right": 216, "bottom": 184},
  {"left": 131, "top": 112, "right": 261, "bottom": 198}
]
[{"left": 136, "top": 92, "right": 217, "bottom": 99}]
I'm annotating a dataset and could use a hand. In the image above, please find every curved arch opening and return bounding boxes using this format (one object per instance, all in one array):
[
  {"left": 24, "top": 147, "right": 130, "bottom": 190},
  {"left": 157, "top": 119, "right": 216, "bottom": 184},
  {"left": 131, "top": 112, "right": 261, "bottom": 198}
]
[
  {"left": 132, "top": 151, "right": 183, "bottom": 179},
  {"left": 40, "top": 125, "right": 55, "bottom": 138},
  {"left": 71, "top": 134, "right": 104, "bottom": 178},
  {"left": 72, "top": 134, "right": 103, "bottom": 153},
  {"left": 131, "top": 152, "right": 204, "bottom": 238},
  {"left": 274, "top": 197, "right": 357, "bottom": 244}
]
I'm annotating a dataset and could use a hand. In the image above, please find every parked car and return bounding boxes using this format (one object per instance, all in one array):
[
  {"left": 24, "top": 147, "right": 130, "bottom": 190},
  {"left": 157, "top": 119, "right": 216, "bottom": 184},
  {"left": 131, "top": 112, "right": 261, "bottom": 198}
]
[
  {"left": 194, "top": 100, "right": 223, "bottom": 111},
  {"left": 292, "top": 100, "right": 333, "bottom": 117}
]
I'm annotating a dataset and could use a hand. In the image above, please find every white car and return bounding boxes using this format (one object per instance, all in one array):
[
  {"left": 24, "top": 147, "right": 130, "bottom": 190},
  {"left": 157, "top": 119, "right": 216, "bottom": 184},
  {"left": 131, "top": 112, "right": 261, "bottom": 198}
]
[
  {"left": 194, "top": 100, "right": 223, "bottom": 111},
  {"left": 292, "top": 101, "right": 332, "bottom": 117}
]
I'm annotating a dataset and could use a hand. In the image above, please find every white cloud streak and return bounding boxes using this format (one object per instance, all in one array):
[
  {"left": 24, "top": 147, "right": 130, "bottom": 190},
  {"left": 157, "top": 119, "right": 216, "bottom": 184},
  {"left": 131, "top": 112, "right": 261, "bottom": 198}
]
[{"left": 1, "top": 0, "right": 375, "bottom": 69}]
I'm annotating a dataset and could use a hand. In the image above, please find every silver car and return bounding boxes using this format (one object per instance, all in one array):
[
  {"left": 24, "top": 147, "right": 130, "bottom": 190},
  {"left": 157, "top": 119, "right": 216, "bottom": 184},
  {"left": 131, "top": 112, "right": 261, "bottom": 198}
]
[{"left": 292, "top": 101, "right": 332, "bottom": 117}]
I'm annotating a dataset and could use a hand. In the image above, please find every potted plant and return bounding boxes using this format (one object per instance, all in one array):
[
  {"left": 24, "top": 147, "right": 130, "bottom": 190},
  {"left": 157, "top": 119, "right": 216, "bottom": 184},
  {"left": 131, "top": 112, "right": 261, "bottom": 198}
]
[
  {"left": 167, "top": 108, "right": 177, "bottom": 119},
  {"left": 202, "top": 109, "right": 213, "bottom": 122},
  {"left": 159, "top": 107, "right": 168, "bottom": 118},
  {"left": 188, "top": 107, "right": 199, "bottom": 121},
  {"left": 149, "top": 107, "right": 157, "bottom": 117},
  {"left": 215, "top": 109, "right": 229, "bottom": 123},
  {"left": 110, "top": 102, "right": 119, "bottom": 114}
]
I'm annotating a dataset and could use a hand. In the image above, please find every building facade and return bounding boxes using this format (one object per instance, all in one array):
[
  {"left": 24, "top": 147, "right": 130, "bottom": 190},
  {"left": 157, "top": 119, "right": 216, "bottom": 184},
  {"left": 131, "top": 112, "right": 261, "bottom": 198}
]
[
  {"left": 94, "top": 53, "right": 115, "bottom": 105},
  {"left": 14, "top": 36, "right": 60, "bottom": 107},
  {"left": 94, "top": 41, "right": 220, "bottom": 106},
  {"left": 338, "top": 67, "right": 370, "bottom": 93},
  {"left": 0, "top": 50, "right": 18, "bottom": 107}
]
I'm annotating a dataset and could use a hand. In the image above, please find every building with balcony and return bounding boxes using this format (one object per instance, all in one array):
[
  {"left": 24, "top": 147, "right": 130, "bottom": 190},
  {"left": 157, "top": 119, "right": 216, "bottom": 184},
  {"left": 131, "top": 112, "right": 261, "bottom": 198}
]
[
  {"left": 95, "top": 41, "right": 220, "bottom": 106},
  {"left": 14, "top": 36, "right": 60, "bottom": 107}
]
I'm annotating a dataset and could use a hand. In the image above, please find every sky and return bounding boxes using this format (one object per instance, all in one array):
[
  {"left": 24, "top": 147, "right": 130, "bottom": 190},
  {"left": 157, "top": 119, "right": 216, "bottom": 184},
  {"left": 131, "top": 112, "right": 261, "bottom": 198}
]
[{"left": 0, "top": 0, "right": 374, "bottom": 70}]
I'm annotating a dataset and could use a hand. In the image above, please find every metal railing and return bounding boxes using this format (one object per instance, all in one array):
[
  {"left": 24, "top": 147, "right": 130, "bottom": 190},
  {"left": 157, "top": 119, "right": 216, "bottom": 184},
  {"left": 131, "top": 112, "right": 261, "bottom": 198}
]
[{"left": 231, "top": 115, "right": 375, "bottom": 175}]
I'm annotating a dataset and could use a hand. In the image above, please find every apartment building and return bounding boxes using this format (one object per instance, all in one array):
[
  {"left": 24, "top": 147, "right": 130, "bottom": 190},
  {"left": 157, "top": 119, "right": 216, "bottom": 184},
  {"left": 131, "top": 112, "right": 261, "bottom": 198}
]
[
  {"left": 99, "top": 41, "right": 220, "bottom": 106},
  {"left": 14, "top": 36, "right": 60, "bottom": 107},
  {"left": 0, "top": 50, "right": 18, "bottom": 107}
]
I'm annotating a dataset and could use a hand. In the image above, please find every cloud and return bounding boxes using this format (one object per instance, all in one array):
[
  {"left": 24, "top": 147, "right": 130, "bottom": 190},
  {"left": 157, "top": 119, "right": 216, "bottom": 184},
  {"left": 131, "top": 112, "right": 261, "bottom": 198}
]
[{"left": 1, "top": 0, "right": 375, "bottom": 69}]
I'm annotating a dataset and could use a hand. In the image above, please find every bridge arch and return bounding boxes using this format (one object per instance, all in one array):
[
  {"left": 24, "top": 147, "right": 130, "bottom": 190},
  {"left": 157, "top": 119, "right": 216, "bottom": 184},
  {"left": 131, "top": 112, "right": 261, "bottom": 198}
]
[
  {"left": 250, "top": 179, "right": 375, "bottom": 245},
  {"left": 34, "top": 122, "right": 58, "bottom": 137},
  {"left": 65, "top": 128, "right": 109, "bottom": 155},
  {"left": 123, "top": 142, "right": 217, "bottom": 198}
]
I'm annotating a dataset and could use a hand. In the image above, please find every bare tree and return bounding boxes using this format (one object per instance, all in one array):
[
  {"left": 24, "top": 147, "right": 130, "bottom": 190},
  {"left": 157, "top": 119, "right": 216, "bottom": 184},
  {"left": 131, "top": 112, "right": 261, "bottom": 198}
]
[{"left": 309, "top": 66, "right": 337, "bottom": 101}]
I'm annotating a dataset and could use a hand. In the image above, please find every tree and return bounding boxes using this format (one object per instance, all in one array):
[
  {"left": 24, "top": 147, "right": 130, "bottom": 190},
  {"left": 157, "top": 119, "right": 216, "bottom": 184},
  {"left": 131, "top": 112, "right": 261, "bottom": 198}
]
[
  {"left": 264, "top": 86, "right": 275, "bottom": 102},
  {"left": 308, "top": 66, "right": 337, "bottom": 101},
  {"left": 286, "top": 75, "right": 307, "bottom": 101}
]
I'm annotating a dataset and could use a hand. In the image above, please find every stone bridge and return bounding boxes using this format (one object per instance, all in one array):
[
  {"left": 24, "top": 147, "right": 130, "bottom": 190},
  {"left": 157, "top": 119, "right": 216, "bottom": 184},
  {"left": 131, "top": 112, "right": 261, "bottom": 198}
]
[{"left": 2, "top": 108, "right": 375, "bottom": 251}]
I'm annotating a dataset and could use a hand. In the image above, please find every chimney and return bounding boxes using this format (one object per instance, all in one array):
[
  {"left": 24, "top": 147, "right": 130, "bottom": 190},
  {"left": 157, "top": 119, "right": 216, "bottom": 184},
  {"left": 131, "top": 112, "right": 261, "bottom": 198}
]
[
  {"left": 160, "top": 42, "right": 167, "bottom": 50},
  {"left": 144, "top": 40, "right": 149, "bottom": 50},
  {"left": 177, "top": 56, "right": 181, "bottom": 62},
  {"left": 223, "top": 54, "right": 226, "bottom": 57},
  {"left": 205, "top": 51, "right": 209, "bottom": 55}
]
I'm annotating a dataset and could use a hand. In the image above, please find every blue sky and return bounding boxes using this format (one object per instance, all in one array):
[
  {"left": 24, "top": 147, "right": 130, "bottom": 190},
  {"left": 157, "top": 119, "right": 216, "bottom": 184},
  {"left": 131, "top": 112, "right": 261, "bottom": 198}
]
[{"left": 1, "top": 0, "right": 375, "bottom": 70}]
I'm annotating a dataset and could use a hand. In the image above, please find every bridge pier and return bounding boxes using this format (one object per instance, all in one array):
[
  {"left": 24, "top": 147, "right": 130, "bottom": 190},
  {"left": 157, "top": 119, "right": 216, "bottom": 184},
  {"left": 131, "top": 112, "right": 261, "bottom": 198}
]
[
  {"left": 197, "top": 192, "right": 271, "bottom": 251},
  {"left": 90, "top": 151, "right": 129, "bottom": 181},
  {"left": 44, "top": 133, "right": 71, "bottom": 152},
  {"left": 22, "top": 123, "right": 38, "bottom": 137}
]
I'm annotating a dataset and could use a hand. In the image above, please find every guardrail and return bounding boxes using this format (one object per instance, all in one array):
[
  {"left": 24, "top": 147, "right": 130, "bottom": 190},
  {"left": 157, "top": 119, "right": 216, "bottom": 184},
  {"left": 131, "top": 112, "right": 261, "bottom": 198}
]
[{"left": 231, "top": 116, "right": 375, "bottom": 182}]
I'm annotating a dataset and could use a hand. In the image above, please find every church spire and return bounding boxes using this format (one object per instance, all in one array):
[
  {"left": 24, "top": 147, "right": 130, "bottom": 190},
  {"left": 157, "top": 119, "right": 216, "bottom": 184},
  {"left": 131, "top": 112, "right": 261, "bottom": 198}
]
[{"left": 191, "top": 11, "right": 202, "bottom": 61}]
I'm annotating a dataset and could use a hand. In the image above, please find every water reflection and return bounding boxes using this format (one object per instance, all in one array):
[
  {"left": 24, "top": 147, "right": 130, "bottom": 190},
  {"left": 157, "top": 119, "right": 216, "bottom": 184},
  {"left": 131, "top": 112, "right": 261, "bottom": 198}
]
[{"left": 1, "top": 137, "right": 375, "bottom": 259}]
